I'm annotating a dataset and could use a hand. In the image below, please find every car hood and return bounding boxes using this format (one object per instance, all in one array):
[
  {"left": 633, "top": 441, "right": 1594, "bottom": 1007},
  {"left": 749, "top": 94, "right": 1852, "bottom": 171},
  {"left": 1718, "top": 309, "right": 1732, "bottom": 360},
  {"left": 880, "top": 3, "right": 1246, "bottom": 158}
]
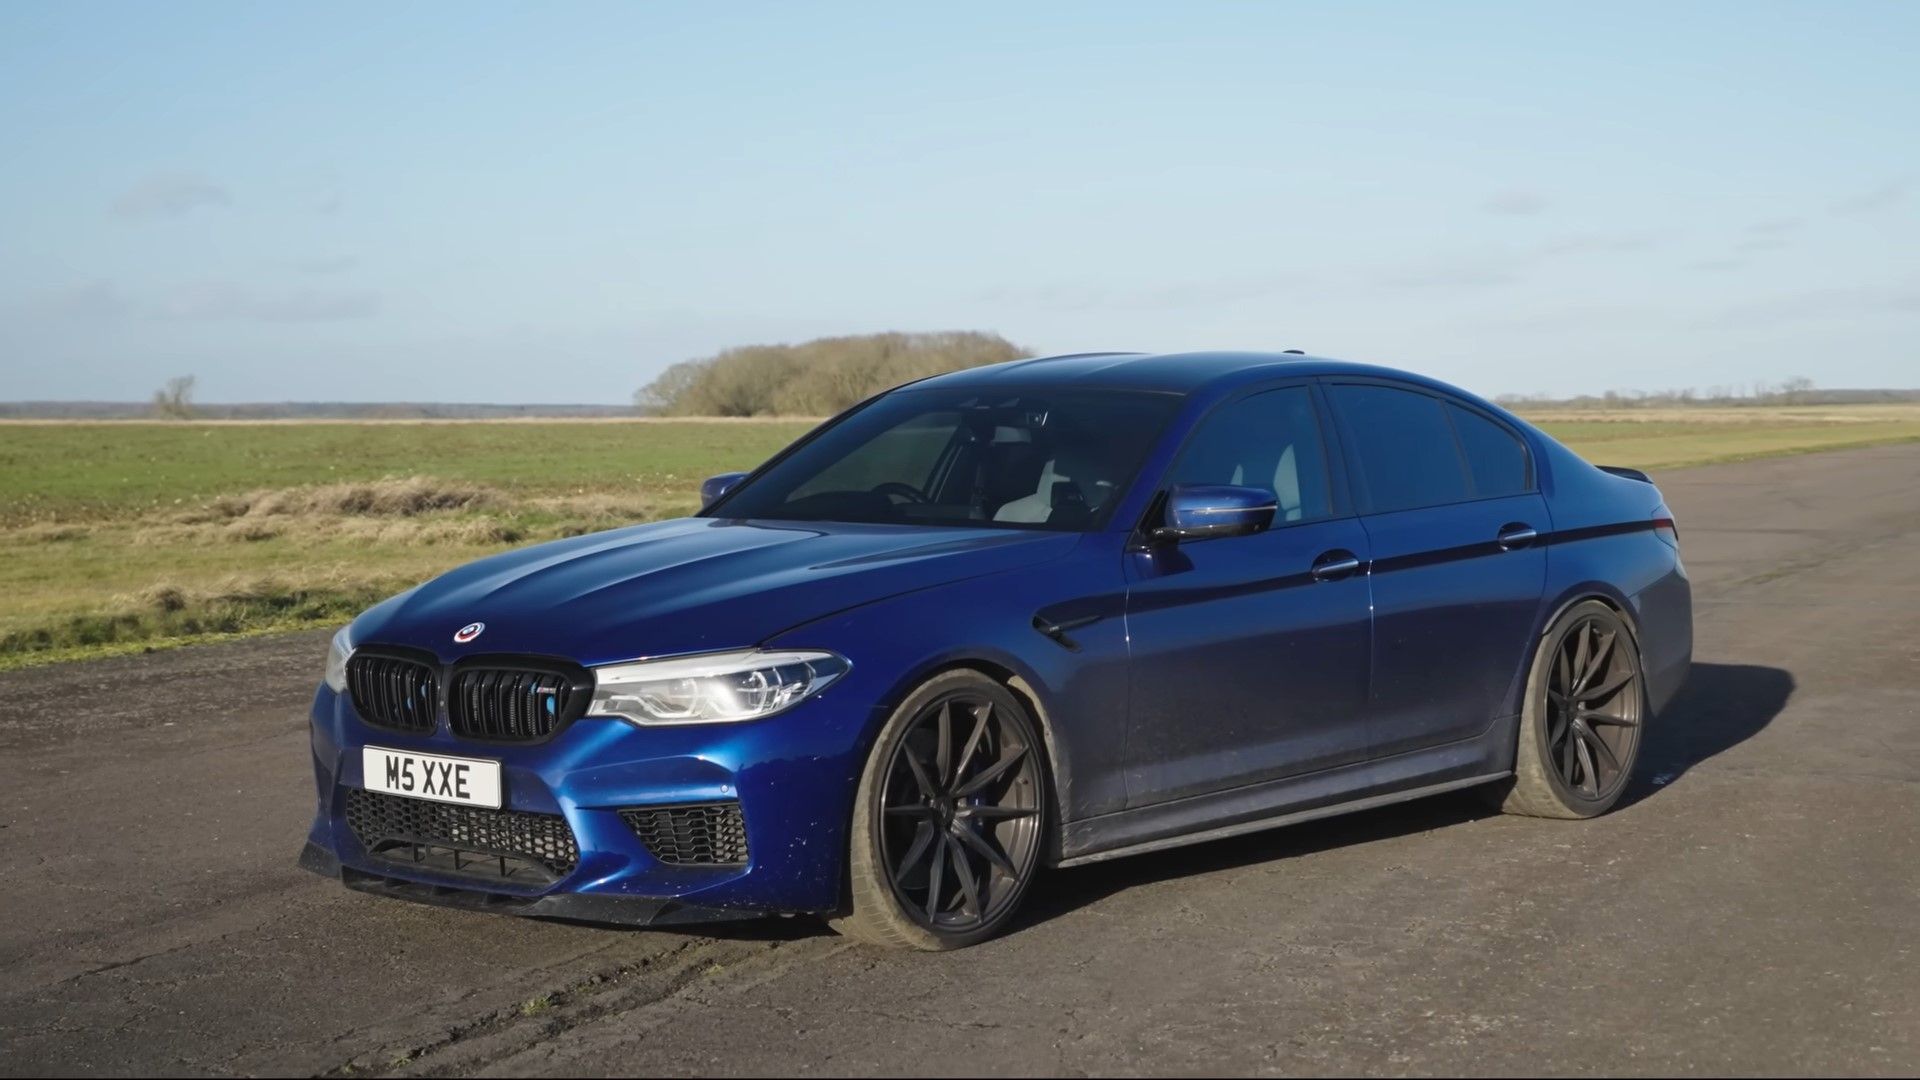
[{"left": 350, "top": 516, "right": 1078, "bottom": 665}]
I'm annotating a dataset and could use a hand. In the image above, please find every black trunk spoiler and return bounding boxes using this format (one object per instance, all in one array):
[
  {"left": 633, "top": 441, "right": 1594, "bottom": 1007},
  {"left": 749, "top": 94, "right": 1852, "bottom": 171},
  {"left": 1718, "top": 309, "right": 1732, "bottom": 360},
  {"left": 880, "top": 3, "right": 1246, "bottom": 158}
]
[{"left": 1598, "top": 465, "right": 1653, "bottom": 483}]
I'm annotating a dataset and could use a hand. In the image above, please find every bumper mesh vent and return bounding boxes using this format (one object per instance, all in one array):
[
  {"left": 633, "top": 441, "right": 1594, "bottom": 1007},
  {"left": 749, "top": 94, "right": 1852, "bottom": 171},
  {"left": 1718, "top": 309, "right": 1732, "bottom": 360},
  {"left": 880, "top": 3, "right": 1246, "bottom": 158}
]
[
  {"left": 621, "top": 803, "right": 749, "bottom": 866},
  {"left": 345, "top": 651, "right": 439, "bottom": 734},
  {"left": 345, "top": 788, "right": 579, "bottom": 883}
]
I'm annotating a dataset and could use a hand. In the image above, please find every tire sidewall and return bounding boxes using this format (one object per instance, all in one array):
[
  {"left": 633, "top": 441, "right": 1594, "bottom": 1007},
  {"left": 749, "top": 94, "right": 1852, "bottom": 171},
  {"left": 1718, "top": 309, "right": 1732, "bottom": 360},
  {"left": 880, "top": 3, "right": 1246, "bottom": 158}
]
[
  {"left": 837, "top": 669, "right": 1048, "bottom": 950},
  {"left": 1524, "top": 600, "right": 1644, "bottom": 815}
]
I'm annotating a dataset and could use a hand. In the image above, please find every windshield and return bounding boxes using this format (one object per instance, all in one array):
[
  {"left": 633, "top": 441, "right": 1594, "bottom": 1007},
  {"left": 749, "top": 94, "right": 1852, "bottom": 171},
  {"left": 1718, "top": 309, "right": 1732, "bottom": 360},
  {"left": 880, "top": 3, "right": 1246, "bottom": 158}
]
[{"left": 708, "top": 388, "right": 1182, "bottom": 530}]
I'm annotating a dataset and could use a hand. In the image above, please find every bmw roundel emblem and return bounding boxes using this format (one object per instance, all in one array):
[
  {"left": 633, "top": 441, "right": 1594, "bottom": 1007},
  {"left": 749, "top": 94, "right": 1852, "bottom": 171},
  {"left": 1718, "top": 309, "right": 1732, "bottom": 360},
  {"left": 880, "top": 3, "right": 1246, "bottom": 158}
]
[{"left": 453, "top": 621, "right": 486, "bottom": 644}]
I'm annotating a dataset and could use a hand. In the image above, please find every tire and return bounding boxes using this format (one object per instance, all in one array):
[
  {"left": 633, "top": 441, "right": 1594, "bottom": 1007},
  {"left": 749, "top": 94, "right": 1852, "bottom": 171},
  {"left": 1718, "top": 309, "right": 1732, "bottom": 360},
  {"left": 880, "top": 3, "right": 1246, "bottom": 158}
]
[
  {"left": 1492, "top": 600, "right": 1647, "bottom": 819},
  {"left": 829, "top": 670, "right": 1048, "bottom": 950}
]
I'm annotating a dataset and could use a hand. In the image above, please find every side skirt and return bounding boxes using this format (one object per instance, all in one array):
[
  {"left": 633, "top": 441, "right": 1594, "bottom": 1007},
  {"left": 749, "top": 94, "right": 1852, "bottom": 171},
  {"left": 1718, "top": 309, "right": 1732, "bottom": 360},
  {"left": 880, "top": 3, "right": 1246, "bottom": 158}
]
[{"left": 1057, "top": 716, "right": 1516, "bottom": 868}]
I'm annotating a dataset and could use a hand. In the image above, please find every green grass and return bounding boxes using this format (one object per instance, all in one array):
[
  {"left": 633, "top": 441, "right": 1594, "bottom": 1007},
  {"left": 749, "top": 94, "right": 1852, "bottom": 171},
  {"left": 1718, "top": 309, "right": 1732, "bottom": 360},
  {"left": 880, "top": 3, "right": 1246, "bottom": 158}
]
[
  {"left": 1, "top": 407, "right": 1916, "bottom": 669},
  {"left": 1536, "top": 418, "right": 1920, "bottom": 470},
  {"left": 0, "top": 419, "right": 815, "bottom": 524}
]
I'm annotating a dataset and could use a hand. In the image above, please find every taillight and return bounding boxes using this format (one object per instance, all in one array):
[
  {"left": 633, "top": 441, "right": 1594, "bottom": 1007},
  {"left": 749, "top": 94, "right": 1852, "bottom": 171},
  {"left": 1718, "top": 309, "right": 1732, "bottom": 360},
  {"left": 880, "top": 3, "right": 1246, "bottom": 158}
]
[{"left": 1652, "top": 509, "right": 1679, "bottom": 548}]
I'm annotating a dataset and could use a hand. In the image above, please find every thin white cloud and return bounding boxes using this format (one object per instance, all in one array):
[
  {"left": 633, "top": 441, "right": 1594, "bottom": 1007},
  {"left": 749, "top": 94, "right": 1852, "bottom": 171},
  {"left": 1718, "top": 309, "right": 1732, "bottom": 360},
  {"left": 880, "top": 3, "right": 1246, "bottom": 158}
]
[
  {"left": 1378, "top": 261, "right": 1519, "bottom": 290},
  {"left": 1711, "top": 286, "right": 1920, "bottom": 326},
  {"left": 112, "top": 173, "right": 232, "bottom": 220},
  {"left": 1536, "top": 233, "right": 1663, "bottom": 257},
  {"left": 1380, "top": 232, "right": 1667, "bottom": 291},
  {"left": 158, "top": 281, "right": 380, "bottom": 322},
  {"left": 291, "top": 254, "right": 360, "bottom": 275},
  {"left": 34, "top": 280, "right": 137, "bottom": 321},
  {"left": 977, "top": 272, "right": 1313, "bottom": 311},
  {"left": 1833, "top": 178, "right": 1912, "bottom": 215},
  {"left": 1482, "top": 190, "right": 1547, "bottom": 216}
]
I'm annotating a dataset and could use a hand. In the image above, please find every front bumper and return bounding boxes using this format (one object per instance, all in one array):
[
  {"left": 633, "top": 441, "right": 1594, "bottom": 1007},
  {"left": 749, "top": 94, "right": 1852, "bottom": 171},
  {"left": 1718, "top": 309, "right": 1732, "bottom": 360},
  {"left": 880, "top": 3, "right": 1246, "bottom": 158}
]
[
  {"left": 297, "top": 841, "right": 756, "bottom": 926},
  {"left": 303, "top": 680, "right": 875, "bottom": 918}
]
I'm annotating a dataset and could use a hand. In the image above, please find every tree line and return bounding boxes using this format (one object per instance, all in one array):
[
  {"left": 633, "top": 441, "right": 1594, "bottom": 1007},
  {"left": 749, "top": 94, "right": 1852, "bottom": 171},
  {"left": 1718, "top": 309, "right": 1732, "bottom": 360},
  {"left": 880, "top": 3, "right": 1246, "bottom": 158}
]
[
  {"left": 1490, "top": 377, "right": 1883, "bottom": 409},
  {"left": 635, "top": 331, "right": 1027, "bottom": 417}
]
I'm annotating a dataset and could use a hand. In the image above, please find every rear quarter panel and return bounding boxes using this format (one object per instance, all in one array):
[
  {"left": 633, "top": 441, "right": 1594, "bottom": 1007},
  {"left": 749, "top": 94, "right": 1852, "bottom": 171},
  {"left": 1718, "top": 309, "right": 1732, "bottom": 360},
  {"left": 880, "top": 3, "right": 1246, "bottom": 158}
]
[{"left": 1533, "top": 435, "right": 1693, "bottom": 714}]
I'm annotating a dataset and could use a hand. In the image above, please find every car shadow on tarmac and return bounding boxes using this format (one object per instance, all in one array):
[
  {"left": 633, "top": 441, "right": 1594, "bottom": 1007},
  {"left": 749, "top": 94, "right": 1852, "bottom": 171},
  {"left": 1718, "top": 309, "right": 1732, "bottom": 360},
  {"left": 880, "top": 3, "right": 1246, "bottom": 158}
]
[
  {"left": 1015, "top": 661, "right": 1792, "bottom": 933},
  {"left": 1615, "top": 661, "right": 1794, "bottom": 810}
]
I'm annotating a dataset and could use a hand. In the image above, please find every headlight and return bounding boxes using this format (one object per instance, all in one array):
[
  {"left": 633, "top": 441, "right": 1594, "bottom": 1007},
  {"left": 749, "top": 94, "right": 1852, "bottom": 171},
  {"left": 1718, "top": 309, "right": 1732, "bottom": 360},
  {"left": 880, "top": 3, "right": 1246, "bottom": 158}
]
[
  {"left": 588, "top": 649, "right": 849, "bottom": 726},
  {"left": 324, "top": 626, "right": 354, "bottom": 693}
]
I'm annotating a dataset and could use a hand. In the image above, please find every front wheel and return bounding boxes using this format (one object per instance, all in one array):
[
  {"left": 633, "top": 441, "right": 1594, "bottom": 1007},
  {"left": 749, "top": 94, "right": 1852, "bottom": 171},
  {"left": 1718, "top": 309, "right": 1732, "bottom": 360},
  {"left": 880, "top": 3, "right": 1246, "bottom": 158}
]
[
  {"left": 1493, "top": 600, "right": 1647, "bottom": 819},
  {"left": 829, "top": 670, "right": 1047, "bottom": 950}
]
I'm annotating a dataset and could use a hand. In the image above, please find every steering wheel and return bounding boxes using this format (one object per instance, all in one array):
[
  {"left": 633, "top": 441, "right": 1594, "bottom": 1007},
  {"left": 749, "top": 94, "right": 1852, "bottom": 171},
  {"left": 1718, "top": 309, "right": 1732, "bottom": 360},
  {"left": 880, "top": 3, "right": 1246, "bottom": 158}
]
[{"left": 871, "top": 482, "right": 930, "bottom": 504}]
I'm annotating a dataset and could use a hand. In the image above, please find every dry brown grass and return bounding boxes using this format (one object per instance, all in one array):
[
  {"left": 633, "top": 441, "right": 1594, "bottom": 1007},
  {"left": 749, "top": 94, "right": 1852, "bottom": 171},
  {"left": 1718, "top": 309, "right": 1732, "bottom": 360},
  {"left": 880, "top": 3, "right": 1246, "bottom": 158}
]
[
  {"left": 184, "top": 477, "right": 501, "bottom": 522},
  {"left": 122, "top": 477, "right": 682, "bottom": 548},
  {"left": 0, "top": 570, "right": 410, "bottom": 661},
  {"left": 15, "top": 522, "right": 90, "bottom": 543}
]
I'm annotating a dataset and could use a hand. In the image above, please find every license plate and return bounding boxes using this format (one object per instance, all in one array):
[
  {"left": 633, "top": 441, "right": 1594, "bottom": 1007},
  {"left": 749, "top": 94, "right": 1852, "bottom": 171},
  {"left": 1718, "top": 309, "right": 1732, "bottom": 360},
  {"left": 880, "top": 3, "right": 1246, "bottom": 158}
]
[{"left": 363, "top": 746, "right": 502, "bottom": 809}]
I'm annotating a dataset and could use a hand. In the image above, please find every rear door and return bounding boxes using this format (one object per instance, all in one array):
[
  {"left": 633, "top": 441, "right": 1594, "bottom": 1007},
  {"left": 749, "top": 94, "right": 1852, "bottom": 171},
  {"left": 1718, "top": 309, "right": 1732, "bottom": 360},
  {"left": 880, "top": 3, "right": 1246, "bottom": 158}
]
[{"left": 1324, "top": 381, "right": 1548, "bottom": 757}]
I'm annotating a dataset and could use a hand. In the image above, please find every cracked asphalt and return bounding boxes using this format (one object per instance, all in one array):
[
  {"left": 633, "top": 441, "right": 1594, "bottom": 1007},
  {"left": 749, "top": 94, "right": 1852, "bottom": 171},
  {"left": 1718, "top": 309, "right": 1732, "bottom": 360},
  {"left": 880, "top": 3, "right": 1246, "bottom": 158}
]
[{"left": 2, "top": 443, "right": 1917, "bottom": 1077}]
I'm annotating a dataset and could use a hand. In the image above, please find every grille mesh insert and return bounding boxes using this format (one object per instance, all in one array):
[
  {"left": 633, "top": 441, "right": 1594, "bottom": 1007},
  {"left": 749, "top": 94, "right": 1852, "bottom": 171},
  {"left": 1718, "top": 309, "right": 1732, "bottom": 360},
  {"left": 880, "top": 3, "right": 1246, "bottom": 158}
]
[
  {"left": 621, "top": 803, "right": 749, "bottom": 865},
  {"left": 344, "top": 788, "right": 579, "bottom": 882}
]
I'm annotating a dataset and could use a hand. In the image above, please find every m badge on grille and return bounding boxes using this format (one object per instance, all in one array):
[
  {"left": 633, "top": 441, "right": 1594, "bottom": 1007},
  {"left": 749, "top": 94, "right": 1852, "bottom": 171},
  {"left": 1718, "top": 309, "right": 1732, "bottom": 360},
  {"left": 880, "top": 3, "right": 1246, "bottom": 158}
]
[{"left": 453, "top": 621, "right": 486, "bottom": 644}]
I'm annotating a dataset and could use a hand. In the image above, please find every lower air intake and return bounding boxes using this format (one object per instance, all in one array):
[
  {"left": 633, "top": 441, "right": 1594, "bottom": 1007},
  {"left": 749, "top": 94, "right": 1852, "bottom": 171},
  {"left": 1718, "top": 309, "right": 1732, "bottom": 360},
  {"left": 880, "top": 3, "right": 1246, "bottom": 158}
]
[
  {"left": 621, "top": 803, "right": 749, "bottom": 866},
  {"left": 344, "top": 788, "right": 579, "bottom": 884}
]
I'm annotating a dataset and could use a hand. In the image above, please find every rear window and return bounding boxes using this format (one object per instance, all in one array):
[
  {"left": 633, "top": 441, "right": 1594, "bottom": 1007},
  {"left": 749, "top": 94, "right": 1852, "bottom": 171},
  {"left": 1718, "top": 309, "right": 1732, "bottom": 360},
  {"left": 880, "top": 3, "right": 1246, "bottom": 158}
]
[
  {"left": 1327, "top": 384, "right": 1470, "bottom": 513},
  {"left": 1447, "top": 403, "right": 1531, "bottom": 497}
]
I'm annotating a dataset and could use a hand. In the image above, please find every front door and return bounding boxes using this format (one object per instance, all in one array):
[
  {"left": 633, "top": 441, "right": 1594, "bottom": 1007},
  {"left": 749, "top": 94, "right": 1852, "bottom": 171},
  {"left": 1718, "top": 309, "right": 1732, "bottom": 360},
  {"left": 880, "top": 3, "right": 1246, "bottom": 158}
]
[{"left": 1123, "top": 385, "right": 1374, "bottom": 807}]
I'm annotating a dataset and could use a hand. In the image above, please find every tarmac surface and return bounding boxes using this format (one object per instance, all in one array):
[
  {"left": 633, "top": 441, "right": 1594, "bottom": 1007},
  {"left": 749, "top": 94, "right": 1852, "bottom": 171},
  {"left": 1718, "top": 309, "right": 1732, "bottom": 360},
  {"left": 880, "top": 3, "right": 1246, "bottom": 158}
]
[{"left": 3, "top": 442, "right": 1917, "bottom": 1076}]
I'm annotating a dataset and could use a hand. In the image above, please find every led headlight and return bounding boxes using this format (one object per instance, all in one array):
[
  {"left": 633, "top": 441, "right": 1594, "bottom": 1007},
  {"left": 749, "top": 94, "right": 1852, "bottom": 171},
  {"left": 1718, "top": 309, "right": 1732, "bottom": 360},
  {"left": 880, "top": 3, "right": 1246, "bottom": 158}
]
[
  {"left": 588, "top": 649, "right": 849, "bottom": 726},
  {"left": 323, "top": 625, "right": 354, "bottom": 693}
]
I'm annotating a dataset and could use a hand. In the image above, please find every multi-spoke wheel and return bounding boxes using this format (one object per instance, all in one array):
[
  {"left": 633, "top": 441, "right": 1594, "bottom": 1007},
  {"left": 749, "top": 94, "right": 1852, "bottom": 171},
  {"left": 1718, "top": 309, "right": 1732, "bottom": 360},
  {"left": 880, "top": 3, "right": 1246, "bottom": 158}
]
[
  {"left": 1492, "top": 599, "right": 1646, "bottom": 819},
  {"left": 830, "top": 670, "right": 1047, "bottom": 949}
]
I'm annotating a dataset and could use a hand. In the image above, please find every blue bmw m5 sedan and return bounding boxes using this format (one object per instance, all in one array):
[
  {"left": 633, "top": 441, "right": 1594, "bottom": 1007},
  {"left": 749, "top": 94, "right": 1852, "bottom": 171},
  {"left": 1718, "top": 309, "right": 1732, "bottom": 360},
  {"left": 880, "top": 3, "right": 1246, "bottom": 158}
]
[{"left": 300, "top": 351, "right": 1692, "bottom": 949}]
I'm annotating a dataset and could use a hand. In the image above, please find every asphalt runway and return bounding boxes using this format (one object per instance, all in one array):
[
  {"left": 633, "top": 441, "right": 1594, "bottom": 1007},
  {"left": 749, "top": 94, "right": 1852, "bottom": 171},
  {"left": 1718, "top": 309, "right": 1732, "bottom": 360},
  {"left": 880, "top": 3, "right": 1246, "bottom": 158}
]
[{"left": 3, "top": 443, "right": 1916, "bottom": 1077}]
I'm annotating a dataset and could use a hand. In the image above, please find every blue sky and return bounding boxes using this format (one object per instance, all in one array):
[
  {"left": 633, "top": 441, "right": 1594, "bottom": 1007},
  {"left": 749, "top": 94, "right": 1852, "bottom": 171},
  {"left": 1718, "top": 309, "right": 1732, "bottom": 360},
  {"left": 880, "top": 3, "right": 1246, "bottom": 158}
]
[{"left": 2, "top": 1, "right": 1915, "bottom": 403}]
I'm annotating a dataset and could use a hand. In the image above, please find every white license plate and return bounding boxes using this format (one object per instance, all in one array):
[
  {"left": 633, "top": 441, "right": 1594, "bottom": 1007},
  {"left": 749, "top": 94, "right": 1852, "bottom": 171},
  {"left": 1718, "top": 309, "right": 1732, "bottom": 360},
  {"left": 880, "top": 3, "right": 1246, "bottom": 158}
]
[{"left": 363, "top": 746, "right": 502, "bottom": 809}]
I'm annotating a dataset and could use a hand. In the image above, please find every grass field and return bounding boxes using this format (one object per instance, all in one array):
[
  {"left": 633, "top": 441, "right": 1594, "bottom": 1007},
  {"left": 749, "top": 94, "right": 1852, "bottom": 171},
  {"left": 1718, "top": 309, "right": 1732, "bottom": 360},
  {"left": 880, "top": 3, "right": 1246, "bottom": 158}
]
[{"left": 3, "top": 405, "right": 1917, "bottom": 669}]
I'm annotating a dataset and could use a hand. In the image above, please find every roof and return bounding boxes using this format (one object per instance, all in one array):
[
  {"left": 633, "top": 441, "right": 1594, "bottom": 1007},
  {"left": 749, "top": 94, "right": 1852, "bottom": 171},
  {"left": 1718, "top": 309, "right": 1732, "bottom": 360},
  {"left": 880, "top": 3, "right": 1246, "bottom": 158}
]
[{"left": 911, "top": 350, "right": 1435, "bottom": 396}]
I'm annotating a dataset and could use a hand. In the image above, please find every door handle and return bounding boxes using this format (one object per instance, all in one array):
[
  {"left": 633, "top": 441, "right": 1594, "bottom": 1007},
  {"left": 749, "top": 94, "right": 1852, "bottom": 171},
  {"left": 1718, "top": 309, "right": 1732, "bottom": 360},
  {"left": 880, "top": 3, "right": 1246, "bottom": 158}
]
[
  {"left": 1310, "top": 549, "right": 1362, "bottom": 581},
  {"left": 1496, "top": 523, "right": 1539, "bottom": 550}
]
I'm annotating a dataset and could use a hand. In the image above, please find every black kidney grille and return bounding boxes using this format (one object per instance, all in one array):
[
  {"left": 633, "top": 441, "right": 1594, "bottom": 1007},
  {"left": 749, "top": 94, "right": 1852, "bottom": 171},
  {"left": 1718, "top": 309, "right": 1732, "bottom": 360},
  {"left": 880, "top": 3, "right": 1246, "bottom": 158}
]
[
  {"left": 621, "top": 803, "right": 749, "bottom": 866},
  {"left": 345, "top": 787, "right": 579, "bottom": 883},
  {"left": 448, "top": 665, "right": 588, "bottom": 741},
  {"left": 346, "top": 652, "right": 439, "bottom": 733}
]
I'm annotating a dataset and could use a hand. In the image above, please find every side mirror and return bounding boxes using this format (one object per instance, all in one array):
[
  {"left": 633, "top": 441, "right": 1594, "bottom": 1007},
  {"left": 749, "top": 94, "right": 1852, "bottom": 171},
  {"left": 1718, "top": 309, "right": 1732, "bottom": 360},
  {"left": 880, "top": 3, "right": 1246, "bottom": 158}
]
[
  {"left": 700, "top": 471, "right": 749, "bottom": 508},
  {"left": 1151, "top": 484, "right": 1276, "bottom": 544}
]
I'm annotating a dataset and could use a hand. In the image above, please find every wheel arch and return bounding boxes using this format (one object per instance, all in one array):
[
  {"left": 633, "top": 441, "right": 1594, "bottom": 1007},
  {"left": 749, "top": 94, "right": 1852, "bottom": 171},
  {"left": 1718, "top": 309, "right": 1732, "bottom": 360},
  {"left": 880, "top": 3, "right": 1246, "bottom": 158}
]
[
  {"left": 1538, "top": 584, "right": 1644, "bottom": 654},
  {"left": 859, "top": 652, "right": 1073, "bottom": 865}
]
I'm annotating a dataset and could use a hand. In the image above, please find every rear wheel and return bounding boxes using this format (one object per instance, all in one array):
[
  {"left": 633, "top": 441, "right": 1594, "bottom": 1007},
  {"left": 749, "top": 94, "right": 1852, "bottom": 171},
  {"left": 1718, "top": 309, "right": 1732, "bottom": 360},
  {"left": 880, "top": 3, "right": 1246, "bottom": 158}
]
[
  {"left": 830, "top": 670, "right": 1047, "bottom": 950},
  {"left": 1494, "top": 600, "right": 1646, "bottom": 819}
]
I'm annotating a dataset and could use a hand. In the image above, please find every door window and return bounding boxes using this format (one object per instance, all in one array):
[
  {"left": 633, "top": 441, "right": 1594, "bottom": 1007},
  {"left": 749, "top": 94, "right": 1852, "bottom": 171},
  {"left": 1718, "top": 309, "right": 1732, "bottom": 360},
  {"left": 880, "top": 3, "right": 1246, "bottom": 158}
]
[{"left": 1169, "top": 386, "right": 1331, "bottom": 523}]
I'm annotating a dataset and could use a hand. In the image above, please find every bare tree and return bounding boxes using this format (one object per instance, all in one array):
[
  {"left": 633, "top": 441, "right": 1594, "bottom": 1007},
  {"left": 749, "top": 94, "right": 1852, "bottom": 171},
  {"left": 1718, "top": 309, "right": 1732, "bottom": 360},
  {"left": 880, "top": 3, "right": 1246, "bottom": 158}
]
[{"left": 151, "top": 375, "right": 197, "bottom": 419}]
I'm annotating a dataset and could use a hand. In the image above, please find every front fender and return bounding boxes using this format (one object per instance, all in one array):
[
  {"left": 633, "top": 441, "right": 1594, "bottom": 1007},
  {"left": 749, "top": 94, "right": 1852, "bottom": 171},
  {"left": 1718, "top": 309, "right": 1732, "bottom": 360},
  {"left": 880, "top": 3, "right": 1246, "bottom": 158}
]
[{"left": 765, "top": 533, "right": 1134, "bottom": 831}]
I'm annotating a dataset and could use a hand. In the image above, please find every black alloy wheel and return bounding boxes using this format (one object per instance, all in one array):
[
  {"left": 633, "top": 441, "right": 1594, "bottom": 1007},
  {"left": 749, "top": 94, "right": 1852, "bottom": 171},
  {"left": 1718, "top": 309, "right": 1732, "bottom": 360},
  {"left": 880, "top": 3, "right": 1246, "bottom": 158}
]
[
  {"left": 831, "top": 669, "right": 1049, "bottom": 949},
  {"left": 1493, "top": 599, "right": 1647, "bottom": 819},
  {"left": 877, "top": 691, "right": 1044, "bottom": 932},
  {"left": 1544, "top": 614, "right": 1643, "bottom": 801}
]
